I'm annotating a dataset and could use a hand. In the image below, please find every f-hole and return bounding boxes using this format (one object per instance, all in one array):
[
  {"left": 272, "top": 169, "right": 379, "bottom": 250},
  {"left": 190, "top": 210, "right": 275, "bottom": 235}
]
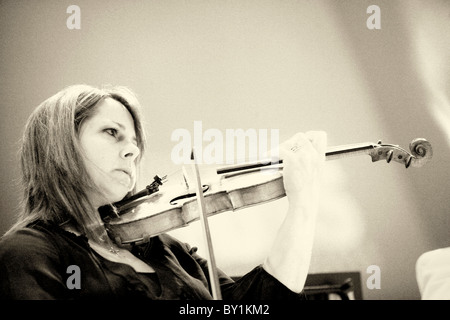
[{"left": 170, "top": 185, "right": 210, "bottom": 205}]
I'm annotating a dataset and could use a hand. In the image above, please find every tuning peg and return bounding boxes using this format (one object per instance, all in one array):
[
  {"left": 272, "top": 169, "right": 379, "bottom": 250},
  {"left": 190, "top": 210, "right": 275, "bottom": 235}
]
[
  {"left": 405, "top": 155, "right": 412, "bottom": 169},
  {"left": 386, "top": 150, "right": 394, "bottom": 163}
]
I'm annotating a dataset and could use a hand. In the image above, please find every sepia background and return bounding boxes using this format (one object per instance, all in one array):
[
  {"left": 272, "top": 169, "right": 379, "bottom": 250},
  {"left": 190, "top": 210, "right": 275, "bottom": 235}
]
[{"left": 1, "top": 0, "right": 449, "bottom": 299}]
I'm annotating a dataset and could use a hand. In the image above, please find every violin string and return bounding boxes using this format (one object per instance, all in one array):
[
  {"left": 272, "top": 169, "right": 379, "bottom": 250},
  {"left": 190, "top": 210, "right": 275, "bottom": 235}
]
[
  {"left": 151, "top": 159, "right": 284, "bottom": 192},
  {"left": 182, "top": 166, "right": 190, "bottom": 189},
  {"left": 157, "top": 167, "right": 191, "bottom": 190}
]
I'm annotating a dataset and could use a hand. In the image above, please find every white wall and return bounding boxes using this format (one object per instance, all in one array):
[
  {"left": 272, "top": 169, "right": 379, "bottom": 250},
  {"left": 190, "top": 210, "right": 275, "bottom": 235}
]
[{"left": 1, "top": 0, "right": 449, "bottom": 299}]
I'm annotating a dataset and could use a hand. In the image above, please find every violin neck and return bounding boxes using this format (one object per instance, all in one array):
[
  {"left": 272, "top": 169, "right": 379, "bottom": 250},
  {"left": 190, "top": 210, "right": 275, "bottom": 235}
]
[
  {"left": 326, "top": 142, "right": 375, "bottom": 160},
  {"left": 216, "top": 142, "right": 376, "bottom": 175}
]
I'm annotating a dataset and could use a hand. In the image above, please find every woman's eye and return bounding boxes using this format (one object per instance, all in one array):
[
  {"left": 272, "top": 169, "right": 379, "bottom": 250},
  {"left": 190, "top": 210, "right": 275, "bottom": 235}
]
[{"left": 105, "top": 128, "right": 118, "bottom": 137}]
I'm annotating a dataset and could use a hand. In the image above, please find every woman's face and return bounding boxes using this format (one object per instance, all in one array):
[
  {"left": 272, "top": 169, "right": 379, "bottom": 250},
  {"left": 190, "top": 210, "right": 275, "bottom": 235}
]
[{"left": 78, "top": 97, "right": 140, "bottom": 207}]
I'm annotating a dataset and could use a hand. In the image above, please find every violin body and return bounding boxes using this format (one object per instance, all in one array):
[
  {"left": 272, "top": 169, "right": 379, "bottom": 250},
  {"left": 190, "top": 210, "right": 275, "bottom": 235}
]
[
  {"left": 106, "top": 170, "right": 286, "bottom": 245},
  {"left": 103, "top": 138, "right": 432, "bottom": 245}
]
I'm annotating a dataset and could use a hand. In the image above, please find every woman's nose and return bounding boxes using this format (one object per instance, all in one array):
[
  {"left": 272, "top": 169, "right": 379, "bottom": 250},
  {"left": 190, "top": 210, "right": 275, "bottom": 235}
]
[{"left": 120, "top": 140, "right": 140, "bottom": 161}]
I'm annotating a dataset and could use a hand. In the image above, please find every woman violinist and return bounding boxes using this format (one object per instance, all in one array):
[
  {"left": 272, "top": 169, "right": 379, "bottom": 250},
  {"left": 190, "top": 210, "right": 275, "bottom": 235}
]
[{"left": 0, "top": 84, "right": 326, "bottom": 300}]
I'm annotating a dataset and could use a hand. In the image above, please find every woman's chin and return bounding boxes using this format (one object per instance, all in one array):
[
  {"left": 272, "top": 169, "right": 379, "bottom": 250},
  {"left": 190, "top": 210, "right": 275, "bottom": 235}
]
[
  {"left": 92, "top": 181, "right": 135, "bottom": 208},
  {"left": 99, "top": 188, "right": 130, "bottom": 206},
  {"left": 111, "top": 190, "right": 131, "bottom": 203}
]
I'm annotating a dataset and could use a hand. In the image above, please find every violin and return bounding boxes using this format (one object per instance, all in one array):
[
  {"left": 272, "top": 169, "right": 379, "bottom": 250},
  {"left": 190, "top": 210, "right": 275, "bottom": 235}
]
[
  {"left": 99, "top": 137, "right": 432, "bottom": 300},
  {"left": 101, "top": 138, "right": 432, "bottom": 246}
]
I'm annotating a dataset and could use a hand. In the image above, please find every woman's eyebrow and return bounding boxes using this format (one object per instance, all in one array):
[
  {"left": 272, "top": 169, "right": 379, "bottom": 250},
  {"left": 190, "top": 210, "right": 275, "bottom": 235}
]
[{"left": 111, "top": 120, "right": 137, "bottom": 143}]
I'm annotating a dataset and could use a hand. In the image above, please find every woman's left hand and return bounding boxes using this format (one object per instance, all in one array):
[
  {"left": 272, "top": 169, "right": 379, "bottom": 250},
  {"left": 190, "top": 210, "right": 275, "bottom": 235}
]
[{"left": 280, "top": 131, "right": 327, "bottom": 208}]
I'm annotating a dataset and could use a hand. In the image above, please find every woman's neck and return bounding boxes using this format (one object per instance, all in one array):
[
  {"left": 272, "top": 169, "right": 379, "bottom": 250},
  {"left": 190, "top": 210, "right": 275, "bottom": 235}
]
[{"left": 61, "top": 221, "right": 155, "bottom": 273}]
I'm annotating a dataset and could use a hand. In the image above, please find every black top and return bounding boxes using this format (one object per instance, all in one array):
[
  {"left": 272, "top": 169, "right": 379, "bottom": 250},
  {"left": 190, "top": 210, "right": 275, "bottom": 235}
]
[{"left": 0, "top": 221, "right": 305, "bottom": 300}]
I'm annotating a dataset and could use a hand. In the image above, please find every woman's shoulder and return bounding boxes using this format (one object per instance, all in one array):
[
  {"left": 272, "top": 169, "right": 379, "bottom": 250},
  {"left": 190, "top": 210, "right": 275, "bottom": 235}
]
[
  {"left": 156, "top": 233, "right": 189, "bottom": 249},
  {"left": 0, "top": 223, "right": 55, "bottom": 256},
  {"left": 0, "top": 221, "right": 87, "bottom": 299},
  {"left": 0, "top": 221, "right": 75, "bottom": 261},
  {"left": 151, "top": 233, "right": 198, "bottom": 256}
]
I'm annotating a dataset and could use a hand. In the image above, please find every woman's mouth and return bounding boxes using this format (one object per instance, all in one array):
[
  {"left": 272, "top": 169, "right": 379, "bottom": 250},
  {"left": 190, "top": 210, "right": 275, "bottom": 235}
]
[{"left": 113, "top": 169, "right": 133, "bottom": 187}]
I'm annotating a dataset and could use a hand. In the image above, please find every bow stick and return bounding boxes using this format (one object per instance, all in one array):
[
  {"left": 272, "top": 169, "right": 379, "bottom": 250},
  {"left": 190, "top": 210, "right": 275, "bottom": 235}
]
[{"left": 191, "top": 148, "right": 222, "bottom": 300}]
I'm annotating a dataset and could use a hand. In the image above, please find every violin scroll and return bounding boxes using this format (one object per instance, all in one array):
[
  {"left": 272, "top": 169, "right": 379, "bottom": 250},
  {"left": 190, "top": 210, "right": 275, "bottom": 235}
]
[
  {"left": 370, "top": 138, "right": 432, "bottom": 168},
  {"left": 409, "top": 138, "right": 433, "bottom": 167}
]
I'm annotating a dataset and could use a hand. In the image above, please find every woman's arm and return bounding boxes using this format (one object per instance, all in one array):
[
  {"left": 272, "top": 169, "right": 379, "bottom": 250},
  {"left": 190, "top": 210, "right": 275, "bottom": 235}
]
[{"left": 263, "top": 131, "right": 327, "bottom": 293}]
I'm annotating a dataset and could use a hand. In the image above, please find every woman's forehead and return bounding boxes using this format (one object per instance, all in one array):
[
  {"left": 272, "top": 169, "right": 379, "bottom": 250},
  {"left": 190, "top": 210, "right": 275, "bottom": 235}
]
[{"left": 92, "top": 98, "right": 136, "bottom": 128}]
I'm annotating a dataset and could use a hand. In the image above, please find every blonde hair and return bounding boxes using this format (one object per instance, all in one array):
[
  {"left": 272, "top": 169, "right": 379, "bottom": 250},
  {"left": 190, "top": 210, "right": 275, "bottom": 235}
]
[{"left": 5, "top": 84, "right": 146, "bottom": 241}]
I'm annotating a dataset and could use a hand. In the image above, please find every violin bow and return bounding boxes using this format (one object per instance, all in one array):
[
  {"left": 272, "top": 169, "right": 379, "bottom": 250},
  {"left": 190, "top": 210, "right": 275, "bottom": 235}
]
[{"left": 191, "top": 148, "right": 223, "bottom": 300}]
